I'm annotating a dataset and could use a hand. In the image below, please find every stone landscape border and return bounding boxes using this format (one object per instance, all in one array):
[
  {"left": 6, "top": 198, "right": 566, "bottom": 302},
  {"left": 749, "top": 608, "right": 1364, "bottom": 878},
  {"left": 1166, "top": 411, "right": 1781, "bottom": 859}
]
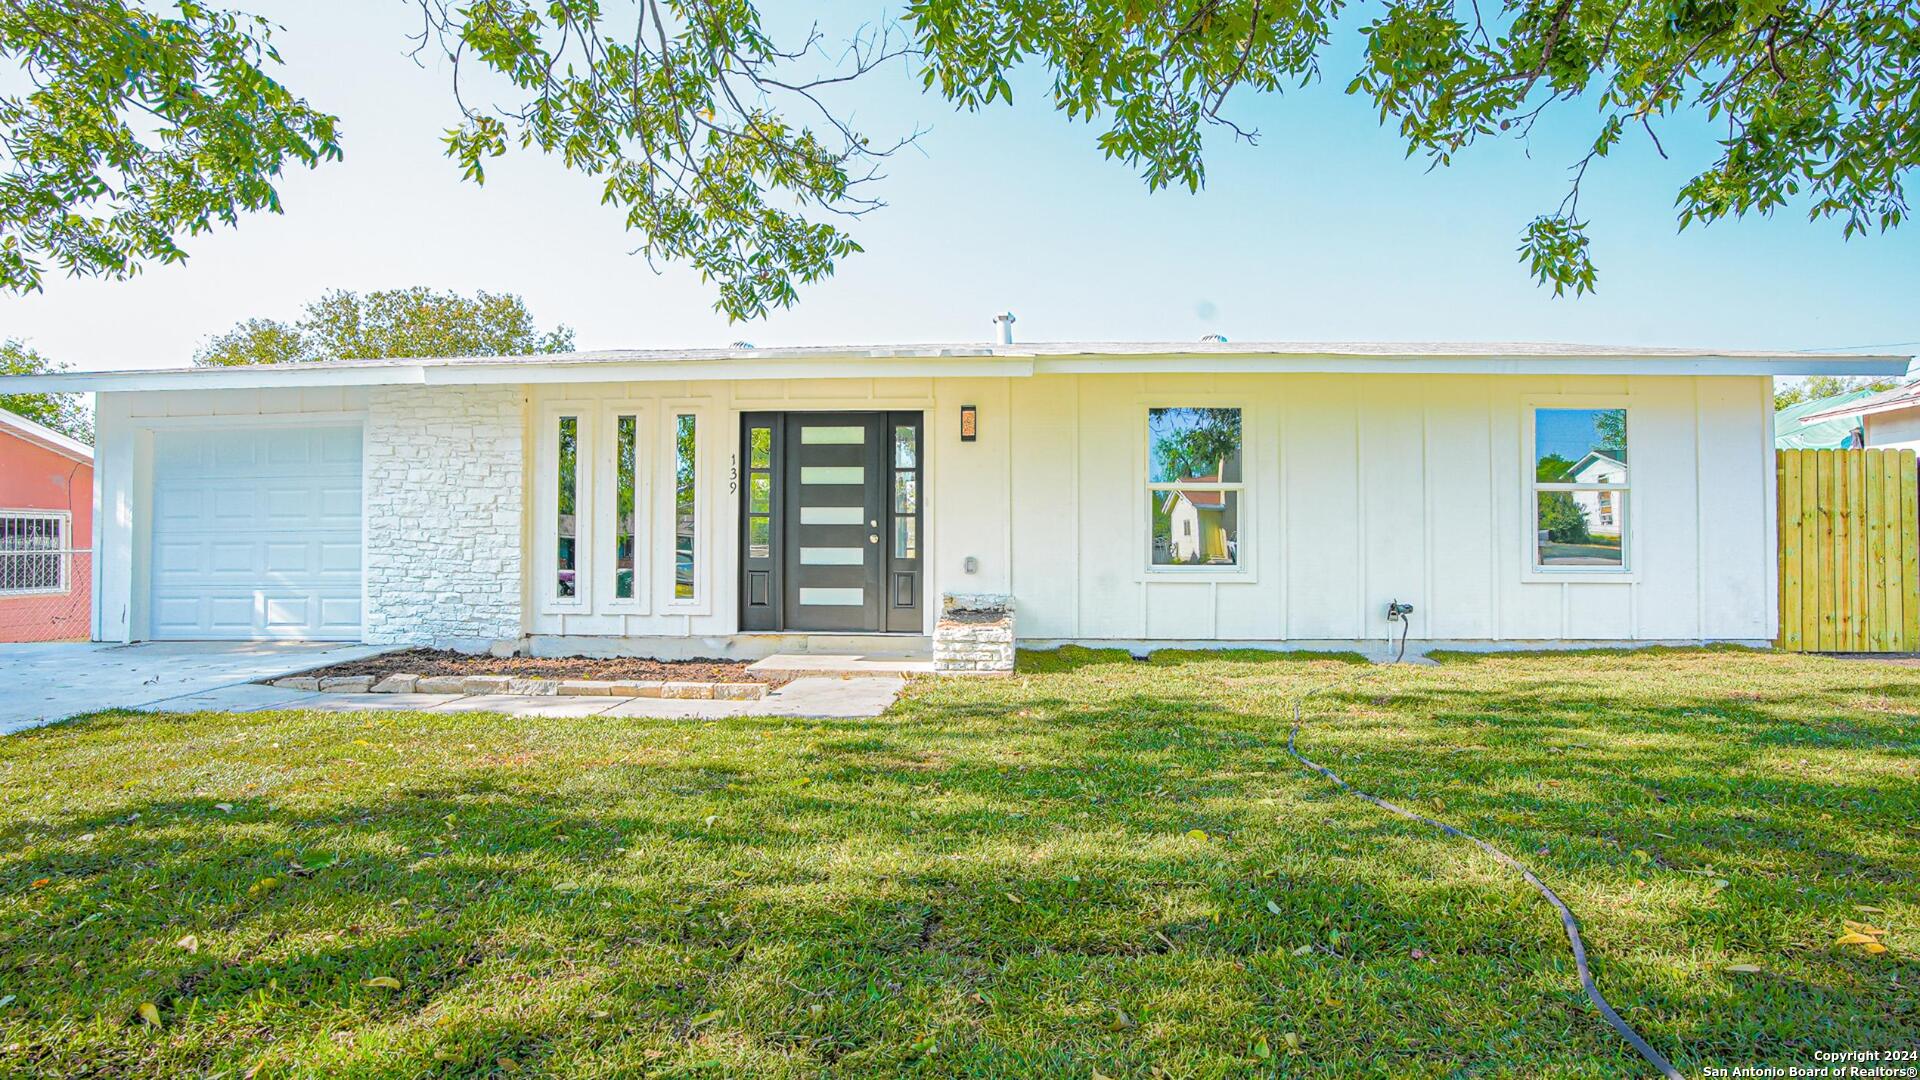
[{"left": 266, "top": 674, "right": 768, "bottom": 700}]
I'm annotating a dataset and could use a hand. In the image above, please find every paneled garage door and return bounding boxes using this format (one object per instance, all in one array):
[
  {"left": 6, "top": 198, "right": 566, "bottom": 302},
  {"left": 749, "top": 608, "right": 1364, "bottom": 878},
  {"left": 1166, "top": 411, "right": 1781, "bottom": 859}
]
[{"left": 150, "top": 426, "right": 363, "bottom": 640}]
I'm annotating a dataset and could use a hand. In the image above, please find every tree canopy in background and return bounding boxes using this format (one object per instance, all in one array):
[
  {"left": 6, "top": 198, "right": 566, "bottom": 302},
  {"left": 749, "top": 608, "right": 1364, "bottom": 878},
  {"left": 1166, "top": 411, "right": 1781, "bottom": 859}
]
[
  {"left": 0, "top": 0, "right": 339, "bottom": 293},
  {"left": 0, "top": 1, "right": 1912, "bottom": 319},
  {"left": 1774, "top": 374, "right": 1903, "bottom": 411},
  {"left": 0, "top": 339, "right": 91, "bottom": 442},
  {"left": 193, "top": 287, "right": 575, "bottom": 365}
]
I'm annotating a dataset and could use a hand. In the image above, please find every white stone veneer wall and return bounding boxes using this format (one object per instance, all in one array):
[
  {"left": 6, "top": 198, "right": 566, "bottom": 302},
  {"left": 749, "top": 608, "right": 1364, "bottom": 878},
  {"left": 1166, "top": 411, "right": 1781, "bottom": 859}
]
[{"left": 364, "top": 385, "right": 525, "bottom": 650}]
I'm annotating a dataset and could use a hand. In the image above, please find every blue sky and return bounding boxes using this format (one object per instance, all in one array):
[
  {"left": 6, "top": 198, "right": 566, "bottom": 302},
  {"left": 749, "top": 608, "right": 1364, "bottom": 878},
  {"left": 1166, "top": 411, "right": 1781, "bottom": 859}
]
[{"left": 1, "top": 1, "right": 1914, "bottom": 373}]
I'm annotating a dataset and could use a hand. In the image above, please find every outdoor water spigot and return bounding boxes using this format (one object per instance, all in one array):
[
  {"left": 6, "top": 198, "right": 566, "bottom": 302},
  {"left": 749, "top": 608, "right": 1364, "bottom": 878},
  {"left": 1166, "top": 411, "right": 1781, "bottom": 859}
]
[{"left": 1387, "top": 600, "right": 1414, "bottom": 621}]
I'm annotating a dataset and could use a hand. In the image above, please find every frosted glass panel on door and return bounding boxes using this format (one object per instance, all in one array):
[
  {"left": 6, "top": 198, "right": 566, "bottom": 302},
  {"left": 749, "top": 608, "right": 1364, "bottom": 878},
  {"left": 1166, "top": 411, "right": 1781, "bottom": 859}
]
[
  {"left": 801, "top": 505, "right": 864, "bottom": 525},
  {"left": 798, "top": 587, "right": 865, "bottom": 606},
  {"left": 800, "top": 426, "right": 865, "bottom": 444},
  {"left": 801, "top": 547, "right": 864, "bottom": 565},
  {"left": 801, "top": 466, "right": 864, "bottom": 485}
]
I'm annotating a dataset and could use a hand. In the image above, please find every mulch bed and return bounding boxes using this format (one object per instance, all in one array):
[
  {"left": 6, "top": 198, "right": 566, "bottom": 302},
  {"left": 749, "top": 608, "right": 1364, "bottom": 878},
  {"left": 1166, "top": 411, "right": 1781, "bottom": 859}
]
[{"left": 306, "top": 649, "right": 788, "bottom": 685}]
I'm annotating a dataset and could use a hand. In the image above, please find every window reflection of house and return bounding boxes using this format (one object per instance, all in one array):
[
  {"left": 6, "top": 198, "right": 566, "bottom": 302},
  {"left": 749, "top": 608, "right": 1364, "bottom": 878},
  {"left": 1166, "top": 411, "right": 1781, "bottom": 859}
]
[
  {"left": 1568, "top": 451, "right": 1626, "bottom": 539},
  {"left": 1159, "top": 472, "right": 1236, "bottom": 564}
]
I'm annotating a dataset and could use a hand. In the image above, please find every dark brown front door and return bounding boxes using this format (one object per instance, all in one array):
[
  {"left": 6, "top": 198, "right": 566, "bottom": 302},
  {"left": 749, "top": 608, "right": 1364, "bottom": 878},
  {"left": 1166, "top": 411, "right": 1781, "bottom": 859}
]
[{"left": 738, "top": 412, "right": 922, "bottom": 632}]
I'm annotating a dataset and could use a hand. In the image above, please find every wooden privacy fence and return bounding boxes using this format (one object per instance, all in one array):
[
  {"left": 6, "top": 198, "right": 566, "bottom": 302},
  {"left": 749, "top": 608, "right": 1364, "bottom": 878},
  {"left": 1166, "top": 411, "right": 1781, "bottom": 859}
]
[{"left": 1777, "top": 448, "right": 1920, "bottom": 652}]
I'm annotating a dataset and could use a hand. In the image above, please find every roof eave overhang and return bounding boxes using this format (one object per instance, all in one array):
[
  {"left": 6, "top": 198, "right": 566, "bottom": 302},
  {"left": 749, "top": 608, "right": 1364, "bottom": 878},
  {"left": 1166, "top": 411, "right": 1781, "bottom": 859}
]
[
  {"left": 0, "top": 351, "right": 1906, "bottom": 393},
  {"left": 1799, "top": 397, "right": 1920, "bottom": 424}
]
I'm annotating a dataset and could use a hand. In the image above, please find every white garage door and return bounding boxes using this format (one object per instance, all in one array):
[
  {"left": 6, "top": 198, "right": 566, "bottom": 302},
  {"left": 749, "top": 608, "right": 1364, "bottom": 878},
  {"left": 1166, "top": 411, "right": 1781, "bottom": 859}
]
[{"left": 150, "top": 426, "right": 363, "bottom": 640}]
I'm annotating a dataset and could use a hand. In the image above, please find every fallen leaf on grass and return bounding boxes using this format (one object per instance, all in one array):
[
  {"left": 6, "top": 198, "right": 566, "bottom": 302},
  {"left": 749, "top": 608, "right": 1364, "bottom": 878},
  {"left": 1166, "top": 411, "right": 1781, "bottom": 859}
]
[
  {"left": 364, "top": 976, "right": 402, "bottom": 990},
  {"left": 1725, "top": 964, "right": 1762, "bottom": 974},
  {"left": 176, "top": 934, "right": 199, "bottom": 953},
  {"left": 497, "top": 1058, "right": 519, "bottom": 1073},
  {"left": 1863, "top": 942, "right": 1889, "bottom": 955},
  {"left": 1265, "top": 900, "right": 1282, "bottom": 916},
  {"left": 1855, "top": 905, "right": 1885, "bottom": 914},
  {"left": 247, "top": 877, "right": 280, "bottom": 898},
  {"left": 1253, "top": 1035, "right": 1272, "bottom": 1061},
  {"left": 1284, "top": 1032, "right": 1302, "bottom": 1051},
  {"left": 214, "top": 804, "right": 233, "bottom": 814},
  {"left": 29, "top": 878, "right": 49, "bottom": 890},
  {"left": 1292, "top": 944, "right": 1313, "bottom": 957},
  {"left": 1186, "top": 829, "right": 1209, "bottom": 841},
  {"left": 1004, "top": 892, "right": 1025, "bottom": 905},
  {"left": 689, "top": 1009, "right": 724, "bottom": 1028},
  {"left": 1102, "top": 1009, "right": 1134, "bottom": 1032},
  {"left": 1835, "top": 932, "right": 1878, "bottom": 946},
  {"left": 137, "top": 1002, "right": 160, "bottom": 1027},
  {"left": 1843, "top": 921, "right": 1888, "bottom": 936}
]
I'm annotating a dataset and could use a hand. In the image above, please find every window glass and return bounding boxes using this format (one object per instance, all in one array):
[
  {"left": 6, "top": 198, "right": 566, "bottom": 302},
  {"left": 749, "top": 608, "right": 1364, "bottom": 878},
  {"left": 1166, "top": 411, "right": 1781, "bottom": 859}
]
[
  {"left": 1151, "top": 489, "right": 1240, "bottom": 567},
  {"left": 1532, "top": 407, "right": 1629, "bottom": 572},
  {"left": 674, "top": 414, "right": 696, "bottom": 599},
  {"left": 1536, "top": 492, "right": 1624, "bottom": 567},
  {"left": 0, "top": 513, "right": 67, "bottom": 593},
  {"left": 615, "top": 415, "right": 636, "bottom": 599},
  {"left": 1534, "top": 408, "right": 1627, "bottom": 484},
  {"left": 749, "top": 474, "right": 771, "bottom": 515},
  {"left": 1148, "top": 408, "right": 1242, "bottom": 484},
  {"left": 895, "top": 517, "right": 917, "bottom": 559},
  {"left": 894, "top": 425, "right": 916, "bottom": 468},
  {"left": 748, "top": 515, "right": 771, "bottom": 559},
  {"left": 749, "top": 426, "right": 772, "bottom": 470},
  {"left": 894, "top": 471, "right": 917, "bottom": 514},
  {"left": 557, "top": 416, "right": 578, "bottom": 597}
]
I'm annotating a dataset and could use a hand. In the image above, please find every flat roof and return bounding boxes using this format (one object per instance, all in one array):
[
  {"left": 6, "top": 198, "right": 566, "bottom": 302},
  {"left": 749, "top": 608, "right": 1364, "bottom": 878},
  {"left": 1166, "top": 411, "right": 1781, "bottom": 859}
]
[{"left": 0, "top": 340, "right": 1908, "bottom": 392}]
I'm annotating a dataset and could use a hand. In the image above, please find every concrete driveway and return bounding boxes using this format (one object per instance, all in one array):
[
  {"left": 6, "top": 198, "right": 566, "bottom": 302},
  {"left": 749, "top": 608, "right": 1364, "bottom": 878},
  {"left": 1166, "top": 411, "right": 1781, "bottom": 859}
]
[{"left": 0, "top": 641, "right": 395, "bottom": 734}]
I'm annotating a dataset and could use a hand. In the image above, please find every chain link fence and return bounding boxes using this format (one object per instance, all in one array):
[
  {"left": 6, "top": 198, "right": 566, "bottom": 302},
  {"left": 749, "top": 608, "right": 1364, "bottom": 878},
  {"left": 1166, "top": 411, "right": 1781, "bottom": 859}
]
[{"left": 0, "top": 543, "right": 91, "bottom": 642}]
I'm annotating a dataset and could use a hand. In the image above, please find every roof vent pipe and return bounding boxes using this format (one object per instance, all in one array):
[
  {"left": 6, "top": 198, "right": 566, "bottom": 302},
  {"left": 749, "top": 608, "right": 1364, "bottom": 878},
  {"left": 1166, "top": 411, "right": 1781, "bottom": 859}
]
[{"left": 992, "top": 312, "right": 1016, "bottom": 345}]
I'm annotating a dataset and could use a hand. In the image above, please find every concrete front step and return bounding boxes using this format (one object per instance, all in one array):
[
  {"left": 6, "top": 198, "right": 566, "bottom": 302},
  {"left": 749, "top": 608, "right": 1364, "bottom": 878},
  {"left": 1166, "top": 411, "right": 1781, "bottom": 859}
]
[{"left": 745, "top": 653, "right": 936, "bottom": 677}]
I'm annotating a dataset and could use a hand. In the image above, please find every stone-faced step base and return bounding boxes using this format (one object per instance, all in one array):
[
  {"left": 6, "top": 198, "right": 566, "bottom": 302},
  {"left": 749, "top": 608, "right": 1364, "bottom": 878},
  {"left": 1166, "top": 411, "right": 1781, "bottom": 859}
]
[{"left": 267, "top": 674, "right": 767, "bottom": 701}]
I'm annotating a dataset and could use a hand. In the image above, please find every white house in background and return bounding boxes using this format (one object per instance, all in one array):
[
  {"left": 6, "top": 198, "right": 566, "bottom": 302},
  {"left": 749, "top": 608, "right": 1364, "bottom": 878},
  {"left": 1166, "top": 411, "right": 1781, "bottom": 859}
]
[
  {"left": 0, "top": 338, "right": 1905, "bottom": 657},
  {"left": 1796, "top": 381, "right": 1920, "bottom": 451},
  {"left": 1569, "top": 450, "right": 1626, "bottom": 539}
]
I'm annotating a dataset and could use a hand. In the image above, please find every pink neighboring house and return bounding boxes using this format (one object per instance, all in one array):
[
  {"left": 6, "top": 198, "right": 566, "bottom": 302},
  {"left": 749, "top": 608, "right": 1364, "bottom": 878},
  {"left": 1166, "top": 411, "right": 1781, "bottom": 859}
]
[{"left": 0, "top": 409, "right": 92, "bottom": 641}]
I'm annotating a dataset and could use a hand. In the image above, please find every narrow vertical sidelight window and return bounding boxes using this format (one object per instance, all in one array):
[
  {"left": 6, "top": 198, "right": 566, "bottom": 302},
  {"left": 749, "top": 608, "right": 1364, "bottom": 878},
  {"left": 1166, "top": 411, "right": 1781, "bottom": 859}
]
[
  {"left": 557, "top": 415, "right": 578, "bottom": 597},
  {"left": 747, "top": 424, "right": 772, "bottom": 559},
  {"left": 673, "top": 413, "right": 697, "bottom": 599},
  {"left": 893, "top": 423, "right": 918, "bottom": 559},
  {"left": 614, "top": 415, "right": 637, "bottom": 599}
]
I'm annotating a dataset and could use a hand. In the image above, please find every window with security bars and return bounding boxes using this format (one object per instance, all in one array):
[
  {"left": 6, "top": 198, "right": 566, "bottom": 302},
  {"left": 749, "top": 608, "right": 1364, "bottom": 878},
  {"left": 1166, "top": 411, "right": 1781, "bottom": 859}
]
[{"left": 0, "top": 511, "right": 69, "bottom": 594}]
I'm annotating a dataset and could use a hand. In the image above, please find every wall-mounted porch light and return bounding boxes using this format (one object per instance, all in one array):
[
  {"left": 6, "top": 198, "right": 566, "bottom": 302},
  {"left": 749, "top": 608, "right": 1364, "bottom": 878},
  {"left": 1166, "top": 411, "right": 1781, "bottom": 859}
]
[{"left": 960, "top": 404, "right": 978, "bottom": 442}]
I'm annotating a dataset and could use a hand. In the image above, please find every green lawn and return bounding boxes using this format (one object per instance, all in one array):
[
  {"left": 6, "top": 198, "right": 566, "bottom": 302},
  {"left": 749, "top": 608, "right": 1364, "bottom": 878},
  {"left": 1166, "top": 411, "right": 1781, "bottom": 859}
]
[{"left": 1, "top": 648, "right": 1915, "bottom": 1077}]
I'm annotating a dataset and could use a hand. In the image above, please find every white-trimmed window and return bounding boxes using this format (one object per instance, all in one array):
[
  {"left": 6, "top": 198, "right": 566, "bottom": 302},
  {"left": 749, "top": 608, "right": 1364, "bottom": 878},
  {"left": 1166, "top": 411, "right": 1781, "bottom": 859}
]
[
  {"left": 667, "top": 411, "right": 699, "bottom": 602},
  {"left": 537, "top": 405, "right": 594, "bottom": 611},
  {"left": 1147, "top": 407, "right": 1243, "bottom": 569},
  {"left": 0, "top": 510, "right": 69, "bottom": 595},
  {"left": 1531, "top": 406, "right": 1629, "bottom": 572}
]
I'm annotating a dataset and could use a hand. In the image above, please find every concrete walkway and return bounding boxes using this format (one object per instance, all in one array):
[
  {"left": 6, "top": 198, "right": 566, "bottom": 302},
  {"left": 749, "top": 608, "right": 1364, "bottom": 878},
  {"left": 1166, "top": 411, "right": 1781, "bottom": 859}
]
[
  {"left": 132, "top": 675, "right": 907, "bottom": 720},
  {"left": 1, "top": 640, "right": 396, "bottom": 734}
]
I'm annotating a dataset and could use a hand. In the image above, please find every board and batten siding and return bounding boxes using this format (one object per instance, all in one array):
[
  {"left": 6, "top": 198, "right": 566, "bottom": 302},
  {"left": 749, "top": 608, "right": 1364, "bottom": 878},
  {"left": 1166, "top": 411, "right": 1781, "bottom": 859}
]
[
  {"left": 1003, "top": 372, "right": 1777, "bottom": 645},
  {"left": 91, "top": 371, "right": 1777, "bottom": 648}
]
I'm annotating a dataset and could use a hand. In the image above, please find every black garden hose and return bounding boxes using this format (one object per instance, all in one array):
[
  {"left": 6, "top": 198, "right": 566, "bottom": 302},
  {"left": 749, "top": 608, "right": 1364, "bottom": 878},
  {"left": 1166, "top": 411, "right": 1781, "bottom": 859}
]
[{"left": 1286, "top": 675, "right": 1684, "bottom": 1080}]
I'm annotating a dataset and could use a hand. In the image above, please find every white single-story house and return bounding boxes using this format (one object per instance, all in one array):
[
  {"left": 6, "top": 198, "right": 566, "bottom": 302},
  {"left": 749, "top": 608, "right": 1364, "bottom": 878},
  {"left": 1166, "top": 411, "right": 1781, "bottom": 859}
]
[
  {"left": 1797, "top": 381, "right": 1920, "bottom": 452},
  {"left": 2, "top": 337, "right": 1907, "bottom": 662}
]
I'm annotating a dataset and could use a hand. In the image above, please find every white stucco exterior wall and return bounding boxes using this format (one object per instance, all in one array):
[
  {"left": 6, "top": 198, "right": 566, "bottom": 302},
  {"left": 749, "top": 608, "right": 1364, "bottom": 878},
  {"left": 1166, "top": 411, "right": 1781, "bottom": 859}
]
[{"left": 363, "top": 385, "right": 525, "bottom": 650}]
